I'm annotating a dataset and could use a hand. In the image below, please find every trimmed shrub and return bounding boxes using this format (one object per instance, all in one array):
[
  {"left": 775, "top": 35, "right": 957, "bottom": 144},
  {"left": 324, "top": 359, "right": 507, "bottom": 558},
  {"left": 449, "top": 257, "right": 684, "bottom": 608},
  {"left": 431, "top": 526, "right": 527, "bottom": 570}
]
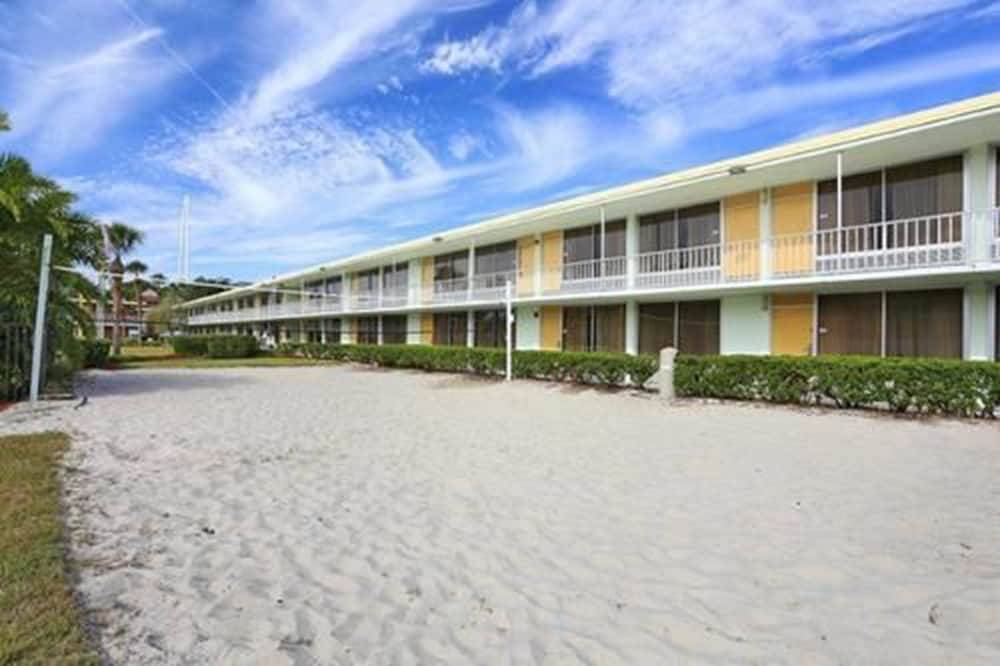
[
  {"left": 276, "top": 342, "right": 658, "bottom": 389},
  {"left": 675, "top": 354, "right": 1000, "bottom": 418},
  {"left": 205, "top": 335, "right": 258, "bottom": 359},
  {"left": 170, "top": 335, "right": 211, "bottom": 356},
  {"left": 80, "top": 339, "right": 111, "bottom": 369}
]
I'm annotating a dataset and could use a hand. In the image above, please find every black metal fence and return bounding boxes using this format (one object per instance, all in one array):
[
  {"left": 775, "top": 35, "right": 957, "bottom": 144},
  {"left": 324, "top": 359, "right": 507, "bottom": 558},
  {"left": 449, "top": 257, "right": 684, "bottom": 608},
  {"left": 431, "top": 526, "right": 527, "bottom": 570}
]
[{"left": 1, "top": 323, "right": 34, "bottom": 402}]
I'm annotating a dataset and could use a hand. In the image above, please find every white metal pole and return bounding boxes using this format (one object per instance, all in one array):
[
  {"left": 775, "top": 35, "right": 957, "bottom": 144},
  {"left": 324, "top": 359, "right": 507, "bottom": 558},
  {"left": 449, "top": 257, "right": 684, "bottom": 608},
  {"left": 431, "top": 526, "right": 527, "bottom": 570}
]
[
  {"left": 505, "top": 280, "right": 513, "bottom": 382},
  {"left": 836, "top": 152, "right": 843, "bottom": 269},
  {"left": 30, "top": 234, "right": 53, "bottom": 404}
]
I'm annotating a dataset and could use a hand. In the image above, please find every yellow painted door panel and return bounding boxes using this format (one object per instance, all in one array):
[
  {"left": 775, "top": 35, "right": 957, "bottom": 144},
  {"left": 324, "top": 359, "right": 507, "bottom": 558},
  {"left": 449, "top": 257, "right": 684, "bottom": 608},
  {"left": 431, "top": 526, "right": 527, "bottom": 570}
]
[
  {"left": 542, "top": 231, "right": 562, "bottom": 292},
  {"left": 723, "top": 191, "right": 760, "bottom": 280},
  {"left": 540, "top": 306, "right": 562, "bottom": 350},
  {"left": 517, "top": 236, "right": 536, "bottom": 296},
  {"left": 420, "top": 312, "right": 433, "bottom": 345},
  {"left": 421, "top": 257, "right": 434, "bottom": 303},
  {"left": 771, "top": 293, "right": 813, "bottom": 355},
  {"left": 771, "top": 182, "right": 815, "bottom": 276}
]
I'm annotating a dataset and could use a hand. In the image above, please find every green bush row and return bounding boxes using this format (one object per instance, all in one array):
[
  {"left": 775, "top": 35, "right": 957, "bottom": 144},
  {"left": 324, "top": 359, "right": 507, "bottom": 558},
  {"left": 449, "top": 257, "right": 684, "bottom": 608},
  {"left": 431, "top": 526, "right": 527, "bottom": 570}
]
[
  {"left": 277, "top": 342, "right": 659, "bottom": 387},
  {"left": 170, "top": 335, "right": 258, "bottom": 359},
  {"left": 675, "top": 354, "right": 1000, "bottom": 418},
  {"left": 80, "top": 339, "right": 111, "bottom": 368}
]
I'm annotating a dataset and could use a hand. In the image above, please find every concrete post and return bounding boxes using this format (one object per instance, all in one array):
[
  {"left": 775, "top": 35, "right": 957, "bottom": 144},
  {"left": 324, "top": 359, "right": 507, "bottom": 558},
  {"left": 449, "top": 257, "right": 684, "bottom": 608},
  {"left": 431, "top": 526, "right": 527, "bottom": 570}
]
[
  {"left": 625, "top": 299, "right": 639, "bottom": 355},
  {"left": 658, "top": 347, "right": 678, "bottom": 404},
  {"left": 625, "top": 213, "right": 639, "bottom": 289}
]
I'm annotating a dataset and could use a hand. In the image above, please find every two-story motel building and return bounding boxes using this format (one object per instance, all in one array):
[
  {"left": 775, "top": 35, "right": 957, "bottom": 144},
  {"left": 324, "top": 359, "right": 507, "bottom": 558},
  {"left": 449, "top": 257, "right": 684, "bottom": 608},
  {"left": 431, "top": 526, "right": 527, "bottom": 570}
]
[{"left": 183, "top": 93, "right": 1000, "bottom": 361}]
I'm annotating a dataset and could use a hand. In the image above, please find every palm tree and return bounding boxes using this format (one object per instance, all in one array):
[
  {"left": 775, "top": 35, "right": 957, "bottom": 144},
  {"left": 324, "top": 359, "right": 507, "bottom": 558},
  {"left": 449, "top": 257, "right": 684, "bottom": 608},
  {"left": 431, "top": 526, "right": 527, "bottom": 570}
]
[
  {"left": 125, "top": 259, "right": 148, "bottom": 339},
  {"left": 0, "top": 110, "right": 9, "bottom": 132},
  {"left": 105, "top": 223, "right": 144, "bottom": 356}
]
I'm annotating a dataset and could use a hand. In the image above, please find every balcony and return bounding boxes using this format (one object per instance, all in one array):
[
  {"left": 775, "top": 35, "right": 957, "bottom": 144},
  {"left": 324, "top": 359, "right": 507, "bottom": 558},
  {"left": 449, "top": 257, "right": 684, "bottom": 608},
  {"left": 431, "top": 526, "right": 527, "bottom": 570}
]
[{"left": 187, "top": 209, "right": 999, "bottom": 327}]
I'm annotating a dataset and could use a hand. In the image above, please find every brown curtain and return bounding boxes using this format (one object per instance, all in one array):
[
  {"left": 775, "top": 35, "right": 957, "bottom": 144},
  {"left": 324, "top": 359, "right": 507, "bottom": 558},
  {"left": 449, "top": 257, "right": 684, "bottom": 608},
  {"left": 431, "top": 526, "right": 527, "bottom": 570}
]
[
  {"left": 639, "top": 303, "right": 675, "bottom": 355},
  {"left": 357, "top": 316, "right": 379, "bottom": 344},
  {"left": 381, "top": 265, "right": 407, "bottom": 291},
  {"left": 433, "top": 312, "right": 467, "bottom": 346},
  {"left": 593, "top": 305, "right": 625, "bottom": 352},
  {"left": 434, "top": 251, "right": 468, "bottom": 281},
  {"left": 356, "top": 269, "right": 379, "bottom": 292},
  {"left": 473, "top": 309, "right": 512, "bottom": 348},
  {"left": 382, "top": 315, "right": 407, "bottom": 344},
  {"left": 639, "top": 210, "right": 675, "bottom": 253},
  {"left": 886, "top": 289, "right": 962, "bottom": 359},
  {"left": 562, "top": 306, "right": 589, "bottom": 351},
  {"left": 817, "top": 170, "right": 882, "bottom": 230},
  {"left": 564, "top": 220, "right": 627, "bottom": 263},
  {"left": 604, "top": 220, "right": 627, "bottom": 258},
  {"left": 886, "top": 155, "right": 962, "bottom": 220},
  {"left": 677, "top": 202, "right": 721, "bottom": 247},
  {"left": 326, "top": 318, "right": 342, "bottom": 341},
  {"left": 474, "top": 242, "right": 517, "bottom": 275},
  {"left": 677, "top": 300, "right": 720, "bottom": 355},
  {"left": 817, "top": 293, "right": 881, "bottom": 356}
]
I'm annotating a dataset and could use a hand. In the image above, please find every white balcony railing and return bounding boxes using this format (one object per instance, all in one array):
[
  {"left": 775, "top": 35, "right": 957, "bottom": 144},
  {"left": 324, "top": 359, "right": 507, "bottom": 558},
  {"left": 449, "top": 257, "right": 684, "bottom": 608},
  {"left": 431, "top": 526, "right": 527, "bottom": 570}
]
[{"left": 187, "top": 209, "right": 999, "bottom": 327}]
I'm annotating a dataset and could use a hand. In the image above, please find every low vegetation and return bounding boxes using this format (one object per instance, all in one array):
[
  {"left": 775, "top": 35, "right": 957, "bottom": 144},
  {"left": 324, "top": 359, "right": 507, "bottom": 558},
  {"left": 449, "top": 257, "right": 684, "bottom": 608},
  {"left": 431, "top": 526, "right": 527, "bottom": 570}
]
[
  {"left": 0, "top": 433, "right": 98, "bottom": 664},
  {"left": 676, "top": 354, "right": 1000, "bottom": 418},
  {"left": 169, "top": 334, "right": 257, "bottom": 358},
  {"left": 277, "top": 342, "right": 659, "bottom": 388}
]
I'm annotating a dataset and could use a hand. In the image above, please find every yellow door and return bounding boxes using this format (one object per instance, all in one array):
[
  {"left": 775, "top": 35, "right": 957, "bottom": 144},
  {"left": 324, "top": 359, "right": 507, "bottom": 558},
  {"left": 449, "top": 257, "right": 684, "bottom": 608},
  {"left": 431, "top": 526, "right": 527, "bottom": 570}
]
[
  {"left": 771, "top": 182, "right": 815, "bottom": 276},
  {"left": 517, "top": 236, "right": 536, "bottom": 297},
  {"left": 771, "top": 294, "right": 813, "bottom": 355},
  {"left": 540, "top": 306, "right": 562, "bottom": 350},
  {"left": 723, "top": 191, "right": 760, "bottom": 280},
  {"left": 542, "top": 231, "right": 562, "bottom": 292}
]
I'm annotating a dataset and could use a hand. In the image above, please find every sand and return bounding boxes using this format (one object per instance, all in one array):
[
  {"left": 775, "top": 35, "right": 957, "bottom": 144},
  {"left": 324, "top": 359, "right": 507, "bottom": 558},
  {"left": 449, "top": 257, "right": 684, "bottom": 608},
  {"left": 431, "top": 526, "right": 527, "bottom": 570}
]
[{"left": 2, "top": 366, "right": 999, "bottom": 665}]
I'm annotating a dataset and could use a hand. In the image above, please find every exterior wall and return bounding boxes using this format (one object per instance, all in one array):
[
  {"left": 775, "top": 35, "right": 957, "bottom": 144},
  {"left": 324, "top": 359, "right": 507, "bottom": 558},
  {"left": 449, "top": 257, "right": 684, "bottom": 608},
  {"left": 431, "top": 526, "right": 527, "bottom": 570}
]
[
  {"left": 515, "top": 305, "right": 540, "bottom": 350},
  {"left": 625, "top": 300, "right": 639, "bottom": 354},
  {"left": 542, "top": 231, "right": 562, "bottom": 292},
  {"left": 771, "top": 293, "right": 814, "bottom": 355},
  {"left": 540, "top": 305, "right": 562, "bottom": 351},
  {"left": 965, "top": 281, "right": 991, "bottom": 360},
  {"left": 723, "top": 191, "right": 760, "bottom": 279},
  {"left": 720, "top": 294, "right": 770, "bottom": 355},
  {"left": 517, "top": 236, "right": 536, "bottom": 296},
  {"left": 771, "top": 182, "right": 814, "bottom": 275}
]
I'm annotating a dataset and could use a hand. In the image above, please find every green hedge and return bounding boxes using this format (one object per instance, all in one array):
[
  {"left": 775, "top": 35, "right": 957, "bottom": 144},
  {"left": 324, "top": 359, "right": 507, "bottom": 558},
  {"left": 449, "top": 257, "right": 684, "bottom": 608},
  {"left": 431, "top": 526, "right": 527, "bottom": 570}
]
[
  {"left": 170, "top": 335, "right": 258, "bottom": 359},
  {"left": 277, "top": 343, "right": 659, "bottom": 388},
  {"left": 80, "top": 339, "right": 111, "bottom": 369},
  {"left": 675, "top": 354, "right": 1000, "bottom": 418}
]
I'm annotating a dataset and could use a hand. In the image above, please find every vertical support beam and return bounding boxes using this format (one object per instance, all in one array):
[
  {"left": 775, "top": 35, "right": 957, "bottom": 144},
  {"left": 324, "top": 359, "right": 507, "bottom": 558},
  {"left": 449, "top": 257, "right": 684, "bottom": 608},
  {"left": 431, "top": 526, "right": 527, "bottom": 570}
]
[
  {"left": 625, "top": 212, "right": 639, "bottom": 289},
  {"left": 965, "top": 144, "right": 992, "bottom": 264},
  {"left": 836, "top": 152, "right": 843, "bottom": 270},
  {"left": 625, "top": 299, "right": 639, "bottom": 355},
  {"left": 341, "top": 272, "right": 352, "bottom": 314},
  {"left": 407, "top": 259, "right": 422, "bottom": 307},
  {"left": 466, "top": 309, "right": 475, "bottom": 348},
  {"left": 505, "top": 281, "right": 513, "bottom": 381},
  {"left": 377, "top": 265, "right": 384, "bottom": 308},
  {"left": 30, "top": 234, "right": 53, "bottom": 404},
  {"left": 599, "top": 205, "right": 607, "bottom": 262},
  {"left": 533, "top": 233, "right": 543, "bottom": 297},
  {"left": 467, "top": 244, "right": 476, "bottom": 302},
  {"left": 759, "top": 188, "right": 772, "bottom": 280},
  {"left": 964, "top": 281, "right": 991, "bottom": 360}
]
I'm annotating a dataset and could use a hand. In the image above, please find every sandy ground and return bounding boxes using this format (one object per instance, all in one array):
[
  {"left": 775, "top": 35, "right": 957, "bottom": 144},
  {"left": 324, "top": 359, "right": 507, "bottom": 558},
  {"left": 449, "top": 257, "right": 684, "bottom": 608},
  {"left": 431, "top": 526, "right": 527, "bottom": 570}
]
[{"left": 2, "top": 366, "right": 999, "bottom": 665}]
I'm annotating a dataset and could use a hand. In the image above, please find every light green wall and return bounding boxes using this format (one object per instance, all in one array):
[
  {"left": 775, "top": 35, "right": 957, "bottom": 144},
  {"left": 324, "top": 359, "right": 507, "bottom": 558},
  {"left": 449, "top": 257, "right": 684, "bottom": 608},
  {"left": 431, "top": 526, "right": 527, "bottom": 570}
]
[
  {"left": 515, "top": 305, "right": 540, "bottom": 350},
  {"left": 965, "top": 282, "right": 991, "bottom": 360},
  {"left": 720, "top": 294, "right": 770, "bottom": 355}
]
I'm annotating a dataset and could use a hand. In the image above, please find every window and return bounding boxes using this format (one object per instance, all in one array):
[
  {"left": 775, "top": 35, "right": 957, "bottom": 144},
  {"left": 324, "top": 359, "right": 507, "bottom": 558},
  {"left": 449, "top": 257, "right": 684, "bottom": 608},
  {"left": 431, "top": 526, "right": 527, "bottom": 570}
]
[
  {"left": 638, "top": 303, "right": 675, "bottom": 355},
  {"left": 433, "top": 312, "right": 467, "bottom": 346},
  {"left": 381, "top": 315, "right": 407, "bottom": 344},
  {"left": 356, "top": 316, "right": 379, "bottom": 344},
  {"left": 356, "top": 269, "right": 379, "bottom": 294},
  {"left": 563, "top": 220, "right": 626, "bottom": 264},
  {"left": 305, "top": 319, "right": 323, "bottom": 343},
  {"left": 434, "top": 251, "right": 468, "bottom": 282},
  {"left": 817, "top": 170, "right": 883, "bottom": 231},
  {"left": 474, "top": 242, "right": 517, "bottom": 276},
  {"left": 562, "top": 305, "right": 625, "bottom": 352},
  {"left": 639, "top": 203, "right": 720, "bottom": 272},
  {"left": 474, "top": 309, "right": 513, "bottom": 348},
  {"left": 381, "top": 264, "right": 407, "bottom": 293},
  {"left": 886, "top": 155, "right": 963, "bottom": 220},
  {"left": 324, "top": 318, "right": 341, "bottom": 342},
  {"left": 886, "top": 289, "right": 962, "bottom": 359},
  {"left": 324, "top": 276, "right": 342, "bottom": 297},
  {"left": 817, "top": 293, "right": 882, "bottom": 356}
]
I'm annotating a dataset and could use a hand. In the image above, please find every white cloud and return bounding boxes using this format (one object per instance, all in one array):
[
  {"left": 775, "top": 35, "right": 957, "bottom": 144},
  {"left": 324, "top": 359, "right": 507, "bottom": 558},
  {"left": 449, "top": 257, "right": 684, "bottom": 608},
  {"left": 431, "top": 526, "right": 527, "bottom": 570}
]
[{"left": 447, "top": 130, "right": 481, "bottom": 160}]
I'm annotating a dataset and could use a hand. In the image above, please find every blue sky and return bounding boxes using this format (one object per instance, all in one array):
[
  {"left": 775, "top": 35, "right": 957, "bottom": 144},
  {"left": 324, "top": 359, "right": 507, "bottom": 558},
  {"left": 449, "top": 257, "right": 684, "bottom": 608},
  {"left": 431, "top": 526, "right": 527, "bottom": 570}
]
[{"left": 1, "top": 0, "right": 999, "bottom": 281}]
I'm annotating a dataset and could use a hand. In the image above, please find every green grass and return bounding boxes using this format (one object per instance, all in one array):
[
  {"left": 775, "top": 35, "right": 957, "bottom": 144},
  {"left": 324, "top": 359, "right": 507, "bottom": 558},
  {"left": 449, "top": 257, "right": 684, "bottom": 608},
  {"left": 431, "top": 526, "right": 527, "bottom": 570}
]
[
  {"left": 0, "top": 433, "right": 98, "bottom": 665},
  {"left": 108, "top": 353, "right": 337, "bottom": 370},
  {"left": 117, "top": 344, "right": 173, "bottom": 358}
]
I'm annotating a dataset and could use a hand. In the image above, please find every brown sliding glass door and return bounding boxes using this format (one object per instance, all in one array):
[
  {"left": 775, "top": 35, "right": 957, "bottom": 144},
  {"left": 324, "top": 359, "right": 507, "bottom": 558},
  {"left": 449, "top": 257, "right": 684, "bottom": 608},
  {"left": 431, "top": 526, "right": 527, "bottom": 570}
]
[
  {"left": 432, "top": 312, "right": 467, "bottom": 346},
  {"left": 562, "top": 305, "right": 625, "bottom": 352},
  {"left": 677, "top": 301, "right": 720, "bottom": 355},
  {"left": 381, "top": 315, "right": 407, "bottom": 344},
  {"left": 817, "top": 293, "right": 882, "bottom": 356},
  {"left": 885, "top": 289, "right": 962, "bottom": 359},
  {"left": 473, "top": 309, "right": 513, "bottom": 348},
  {"left": 638, "top": 303, "right": 675, "bottom": 354},
  {"left": 356, "top": 317, "right": 379, "bottom": 344}
]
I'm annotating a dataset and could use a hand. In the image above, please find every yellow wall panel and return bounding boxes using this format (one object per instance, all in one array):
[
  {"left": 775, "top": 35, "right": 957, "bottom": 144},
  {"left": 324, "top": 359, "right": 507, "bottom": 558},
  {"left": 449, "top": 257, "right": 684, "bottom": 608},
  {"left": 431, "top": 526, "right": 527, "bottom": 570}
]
[
  {"left": 540, "top": 306, "right": 562, "bottom": 350},
  {"left": 771, "top": 293, "right": 814, "bottom": 355},
  {"left": 771, "top": 182, "right": 815, "bottom": 276},
  {"left": 517, "top": 236, "right": 536, "bottom": 296},
  {"left": 542, "top": 231, "right": 562, "bottom": 292},
  {"left": 421, "top": 257, "right": 434, "bottom": 303},
  {"left": 723, "top": 191, "right": 760, "bottom": 280},
  {"left": 420, "top": 312, "right": 433, "bottom": 345}
]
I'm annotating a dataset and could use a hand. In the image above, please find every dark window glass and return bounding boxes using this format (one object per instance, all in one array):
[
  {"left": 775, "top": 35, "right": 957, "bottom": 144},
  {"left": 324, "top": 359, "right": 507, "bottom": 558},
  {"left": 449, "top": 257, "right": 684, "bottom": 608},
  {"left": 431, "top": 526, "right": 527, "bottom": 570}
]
[
  {"left": 817, "top": 170, "right": 883, "bottom": 231},
  {"left": 562, "top": 305, "right": 625, "bottom": 352},
  {"left": 817, "top": 293, "right": 882, "bottom": 356},
  {"left": 324, "top": 276, "right": 342, "bottom": 296},
  {"left": 434, "top": 251, "right": 468, "bottom": 282},
  {"left": 356, "top": 269, "right": 379, "bottom": 293},
  {"left": 325, "top": 318, "right": 341, "bottom": 341},
  {"left": 381, "top": 265, "right": 407, "bottom": 291},
  {"left": 563, "top": 220, "right": 626, "bottom": 263},
  {"left": 886, "top": 289, "right": 962, "bottom": 359},
  {"left": 886, "top": 155, "right": 963, "bottom": 219},
  {"left": 473, "top": 309, "right": 513, "bottom": 348},
  {"left": 639, "top": 203, "right": 720, "bottom": 253},
  {"left": 433, "top": 312, "right": 467, "bottom": 346},
  {"left": 638, "top": 303, "right": 675, "bottom": 355},
  {"left": 639, "top": 210, "right": 675, "bottom": 254},
  {"left": 381, "top": 315, "right": 407, "bottom": 344},
  {"left": 677, "top": 300, "right": 720, "bottom": 355},
  {"left": 356, "top": 316, "right": 379, "bottom": 344},
  {"left": 474, "top": 242, "right": 517, "bottom": 276}
]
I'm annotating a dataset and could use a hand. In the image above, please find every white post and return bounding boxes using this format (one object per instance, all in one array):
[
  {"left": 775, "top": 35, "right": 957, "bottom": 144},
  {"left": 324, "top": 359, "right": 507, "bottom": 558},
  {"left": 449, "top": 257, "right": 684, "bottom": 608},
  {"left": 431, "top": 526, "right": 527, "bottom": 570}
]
[
  {"left": 30, "top": 234, "right": 53, "bottom": 404},
  {"left": 658, "top": 347, "right": 677, "bottom": 404},
  {"left": 505, "top": 280, "right": 513, "bottom": 382},
  {"left": 836, "top": 152, "right": 843, "bottom": 270}
]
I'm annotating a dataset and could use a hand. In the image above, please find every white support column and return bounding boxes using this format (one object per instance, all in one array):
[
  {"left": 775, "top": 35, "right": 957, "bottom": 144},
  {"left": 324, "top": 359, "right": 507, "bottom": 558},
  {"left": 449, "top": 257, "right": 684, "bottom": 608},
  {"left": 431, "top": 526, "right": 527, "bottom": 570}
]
[
  {"left": 599, "top": 205, "right": 607, "bottom": 262},
  {"left": 408, "top": 259, "right": 422, "bottom": 306},
  {"left": 466, "top": 309, "right": 475, "bottom": 348},
  {"left": 625, "top": 300, "right": 639, "bottom": 355},
  {"left": 377, "top": 265, "right": 384, "bottom": 308},
  {"left": 836, "top": 152, "right": 843, "bottom": 270},
  {"left": 406, "top": 312, "right": 422, "bottom": 345},
  {"left": 965, "top": 144, "right": 992, "bottom": 264},
  {"left": 467, "top": 244, "right": 476, "bottom": 301},
  {"left": 964, "top": 281, "right": 991, "bottom": 360},
  {"left": 341, "top": 272, "right": 352, "bottom": 314},
  {"left": 625, "top": 213, "right": 639, "bottom": 289}
]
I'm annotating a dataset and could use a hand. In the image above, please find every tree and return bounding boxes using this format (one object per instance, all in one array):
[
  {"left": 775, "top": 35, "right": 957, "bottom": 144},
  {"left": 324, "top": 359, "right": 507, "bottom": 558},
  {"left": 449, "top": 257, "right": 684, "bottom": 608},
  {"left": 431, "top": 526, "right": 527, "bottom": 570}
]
[
  {"left": 0, "top": 110, "right": 8, "bottom": 132},
  {"left": 125, "top": 259, "right": 148, "bottom": 338},
  {"left": 104, "top": 223, "right": 144, "bottom": 356}
]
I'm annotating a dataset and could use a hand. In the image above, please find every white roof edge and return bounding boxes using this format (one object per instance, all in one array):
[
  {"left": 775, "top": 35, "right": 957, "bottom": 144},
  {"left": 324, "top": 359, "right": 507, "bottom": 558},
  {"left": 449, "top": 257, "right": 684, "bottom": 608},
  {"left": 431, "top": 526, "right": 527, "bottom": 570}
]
[{"left": 183, "top": 91, "right": 1000, "bottom": 307}]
